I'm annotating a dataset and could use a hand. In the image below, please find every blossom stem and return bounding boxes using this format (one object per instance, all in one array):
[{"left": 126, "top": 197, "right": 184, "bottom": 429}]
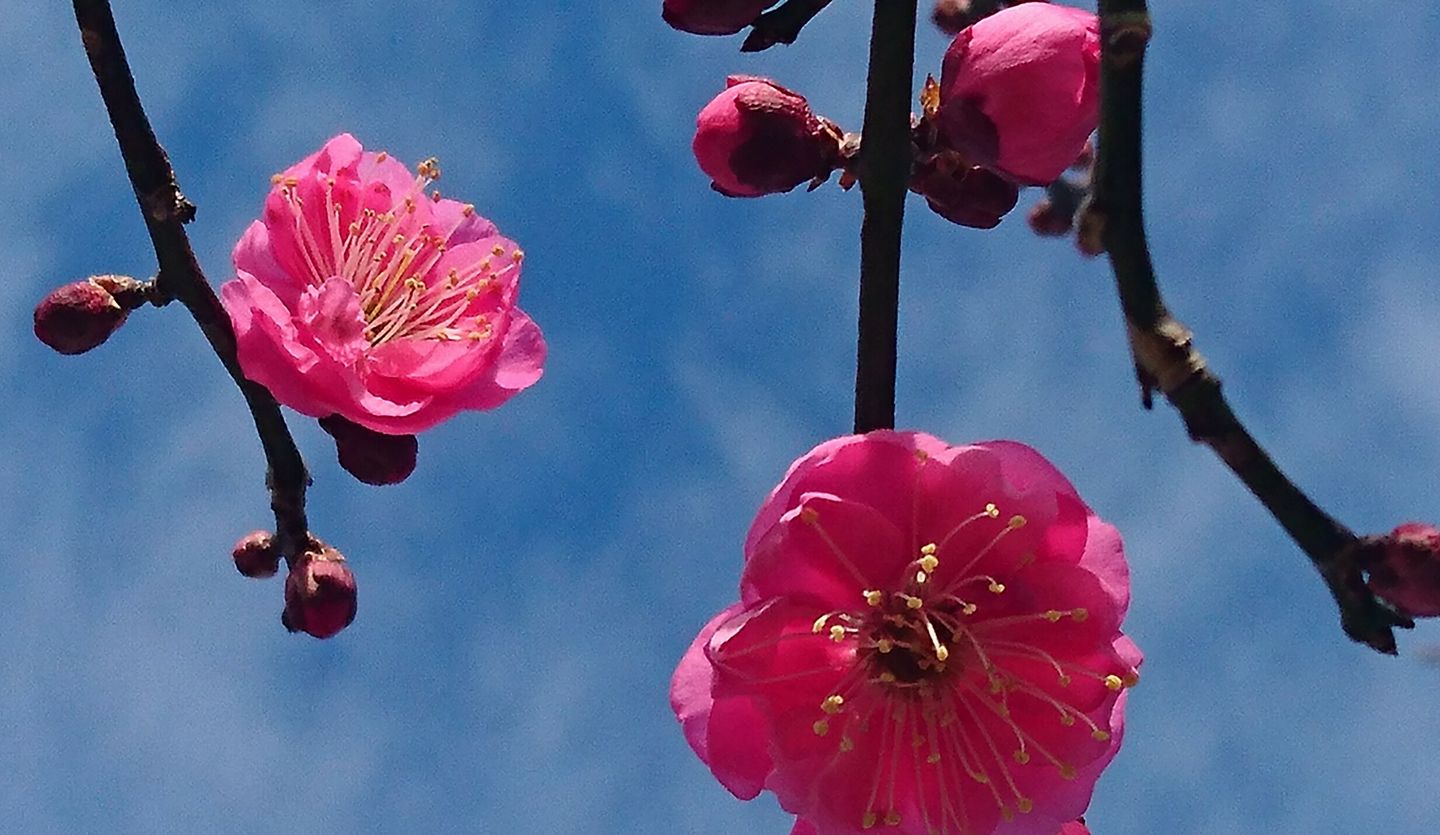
[
  {"left": 741, "top": 0, "right": 836, "bottom": 52},
  {"left": 1081, "top": 0, "right": 1411, "bottom": 653},
  {"left": 72, "top": 0, "right": 312, "bottom": 560},
  {"left": 854, "top": 0, "right": 918, "bottom": 433}
]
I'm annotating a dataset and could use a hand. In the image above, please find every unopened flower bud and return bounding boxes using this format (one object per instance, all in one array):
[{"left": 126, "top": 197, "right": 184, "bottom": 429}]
[
  {"left": 693, "top": 76, "right": 842, "bottom": 198},
  {"left": 911, "top": 156, "right": 1019, "bottom": 229},
  {"left": 663, "top": 0, "right": 774, "bottom": 36},
  {"left": 1364, "top": 523, "right": 1440, "bottom": 618},
  {"left": 1027, "top": 198, "right": 1075, "bottom": 237},
  {"left": 282, "top": 542, "right": 357, "bottom": 639},
  {"left": 939, "top": 4, "right": 1100, "bottom": 185},
  {"left": 33, "top": 275, "right": 141, "bottom": 355},
  {"left": 231, "top": 530, "right": 281, "bottom": 579},
  {"left": 319, "top": 415, "right": 418, "bottom": 486}
]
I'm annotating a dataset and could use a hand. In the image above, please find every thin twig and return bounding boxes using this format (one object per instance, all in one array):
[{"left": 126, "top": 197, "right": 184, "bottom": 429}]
[
  {"left": 1081, "top": 0, "right": 1411, "bottom": 653},
  {"left": 853, "top": 0, "right": 918, "bottom": 433},
  {"left": 73, "top": 0, "right": 312, "bottom": 560},
  {"left": 742, "top": 0, "right": 836, "bottom": 52}
]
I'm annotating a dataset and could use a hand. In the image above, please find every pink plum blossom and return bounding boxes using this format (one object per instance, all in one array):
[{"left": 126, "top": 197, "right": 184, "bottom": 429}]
[
  {"left": 220, "top": 134, "right": 545, "bottom": 435},
  {"left": 672, "top": 431, "right": 1140, "bottom": 835},
  {"left": 664, "top": 0, "right": 774, "bottom": 35},
  {"left": 694, "top": 77, "right": 843, "bottom": 198},
  {"left": 939, "top": 4, "right": 1100, "bottom": 185}
]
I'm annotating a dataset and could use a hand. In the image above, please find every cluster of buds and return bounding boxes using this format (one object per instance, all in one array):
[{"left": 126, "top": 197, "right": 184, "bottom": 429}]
[
  {"left": 232, "top": 532, "right": 358, "bottom": 639},
  {"left": 685, "top": 3, "right": 1102, "bottom": 231}
]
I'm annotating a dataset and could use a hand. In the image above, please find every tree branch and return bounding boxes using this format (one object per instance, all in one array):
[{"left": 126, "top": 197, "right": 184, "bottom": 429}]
[
  {"left": 853, "top": 0, "right": 918, "bottom": 433},
  {"left": 742, "top": 0, "right": 836, "bottom": 52},
  {"left": 73, "top": 0, "right": 312, "bottom": 560},
  {"left": 1080, "top": 0, "right": 1411, "bottom": 653}
]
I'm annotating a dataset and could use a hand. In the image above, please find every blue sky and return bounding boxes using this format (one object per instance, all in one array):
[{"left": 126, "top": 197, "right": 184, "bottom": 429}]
[{"left": 3, "top": 2, "right": 1440, "bottom": 833}]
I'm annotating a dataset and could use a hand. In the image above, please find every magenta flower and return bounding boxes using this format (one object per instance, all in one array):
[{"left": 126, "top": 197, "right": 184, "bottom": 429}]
[
  {"left": 663, "top": 0, "right": 774, "bottom": 35},
  {"left": 220, "top": 134, "right": 545, "bottom": 435},
  {"left": 939, "top": 4, "right": 1100, "bottom": 185},
  {"left": 694, "top": 77, "right": 843, "bottom": 198},
  {"left": 672, "top": 431, "right": 1140, "bottom": 835}
]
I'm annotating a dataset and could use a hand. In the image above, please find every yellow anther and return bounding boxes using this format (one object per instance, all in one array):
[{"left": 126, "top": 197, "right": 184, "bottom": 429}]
[
  {"left": 1059, "top": 765, "right": 1077, "bottom": 780},
  {"left": 1060, "top": 714, "right": 1076, "bottom": 727},
  {"left": 876, "top": 639, "right": 894, "bottom": 654},
  {"left": 1123, "top": 671, "right": 1141, "bottom": 688},
  {"left": 801, "top": 507, "right": 821, "bottom": 525},
  {"left": 878, "top": 672, "right": 896, "bottom": 684},
  {"left": 829, "top": 625, "right": 847, "bottom": 642},
  {"left": 1092, "top": 729, "right": 1111, "bottom": 742},
  {"left": 812, "top": 720, "right": 829, "bottom": 737},
  {"left": 1001, "top": 809, "right": 1015, "bottom": 823},
  {"left": 884, "top": 812, "right": 901, "bottom": 826},
  {"left": 491, "top": 244, "right": 506, "bottom": 257},
  {"left": 417, "top": 157, "right": 441, "bottom": 180},
  {"left": 972, "top": 772, "right": 989, "bottom": 785},
  {"left": 1045, "top": 610, "right": 1064, "bottom": 622},
  {"left": 913, "top": 449, "right": 930, "bottom": 462},
  {"left": 512, "top": 249, "right": 525, "bottom": 262},
  {"left": 918, "top": 554, "right": 939, "bottom": 573},
  {"left": 862, "top": 812, "right": 878, "bottom": 829},
  {"left": 935, "top": 645, "right": 949, "bottom": 662},
  {"left": 920, "top": 543, "right": 937, "bottom": 556},
  {"left": 962, "top": 602, "right": 978, "bottom": 616},
  {"left": 1104, "top": 675, "right": 1124, "bottom": 691},
  {"left": 926, "top": 752, "right": 941, "bottom": 764},
  {"left": 988, "top": 677, "right": 1004, "bottom": 694},
  {"left": 375, "top": 151, "right": 389, "bottom": 162},
  {"left": 1072, "top": 608, "right": 1089, "bottom": 622},
  {"left": 904, "top": 595, "right": 923, "bottom": 610},
  {"left": 462, "top": 203, "right": 475, "bottom": 216},
  {"left": 822, "top": 695, "right": 845, "bottom": 714},
  {"left": 1017, "top": 798, "right": 1034, "bottom": 814},
  {"left": 914, "top": 570, "right": 929, "bottom": 585},
  {"left": 839, "top": 737, "right": 855, "bottom": 752},
  {"left": 988, "top": 581, "right": 1006, "bottom": 594},
  {"left": 864, "top": 589, "right": 884, "bottom": 607},
  {"left": 1009, "top": 514, "right": 1027, "bottom": 529},
  {"left": 1013, "top": 750, "right": 1030, "bottom": 764},
  {"left": 1058, "top": 674, "right": 1072, "bottom": 687},
  {"left": 269, "top": 173, "right": 283, "bottom": 184}
]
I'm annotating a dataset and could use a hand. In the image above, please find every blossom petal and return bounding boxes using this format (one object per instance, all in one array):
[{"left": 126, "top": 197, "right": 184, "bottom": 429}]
[{"left": 672, "top": 604, "right": 774, "bottom": 800}]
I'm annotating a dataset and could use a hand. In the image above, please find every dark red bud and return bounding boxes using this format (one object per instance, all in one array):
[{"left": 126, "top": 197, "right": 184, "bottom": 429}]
[
  {"left": 319, "top": 415, "right": 418, "bottom": 486},
  {"left": 1027, "top": 199, "right": 1075, "bottom": 237},
  {"left": 911, "top": 157, "right": 1018, "bottom": 229},
  {"left": 663, "top": 0, "right": 774, "bottom": 36},
  {"left": 33, "top": 275, "right": 140, "bottom": 355},
  {"left": 232, "top": 530, "right": 281, "bottom": 579},
  {"left": 282, "top": 542, "right": 357, "bottom": 639},
  {"left": 1363, "top": 523, "right": 1440, "bottom": 618}
]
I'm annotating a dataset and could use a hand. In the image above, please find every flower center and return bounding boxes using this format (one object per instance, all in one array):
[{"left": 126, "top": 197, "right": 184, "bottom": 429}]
[
  {"left": 796, "top": 490, "right": 1138, "bottom": 833},
  {"left": 272, "top": 154, "right": 523, "bottom": 347}
]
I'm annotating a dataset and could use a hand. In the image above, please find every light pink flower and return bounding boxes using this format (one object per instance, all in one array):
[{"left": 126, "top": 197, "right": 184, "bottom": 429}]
[
  {"left": 664, "top": 0, "right": 774, "bottom": 35},
  {"left": 939, "top": 4, "right": 1100, "bottom": 185},
  {"left": 221, "top": 134, "right": 545, "bottom": 435},
  {"left": 694, "top": 77, "right": 843, "bottom": 198},
  {"left": 672, "top": 431, "right": 1140, "bottom": 835}
]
